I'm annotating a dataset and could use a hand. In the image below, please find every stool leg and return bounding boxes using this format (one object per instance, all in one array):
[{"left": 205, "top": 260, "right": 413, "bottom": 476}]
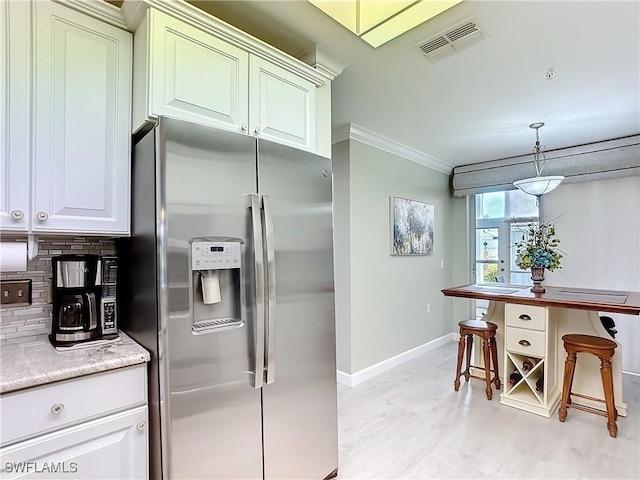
[
  {"left": 463, "top": 334, "right": 473, "bottom": 382},
  {"left": 454, "top": 333, "right": 466, "bottom": 391},
  {"left": 482, "top": 337, "right": 492, "bottom": 400},
  {"left": 490, "top": 336, "right": 500, "bottom": 390},
  {"left": 600, "top": 357, "right": 618, "bottom": 438},
  {"left": 558, "top": 351, "right": 577, "bottom": 422}
]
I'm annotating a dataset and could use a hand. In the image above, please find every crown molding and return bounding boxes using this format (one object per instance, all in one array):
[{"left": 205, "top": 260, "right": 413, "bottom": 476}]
[
  {"left": 297, "top": 46, "right": 347, "bottom": 81},
  {"left": 332, "top": 123, "right": 453, "bottom": 175},
  {"left": 53, "top": 0, "right": 128, "bottom": 30}
]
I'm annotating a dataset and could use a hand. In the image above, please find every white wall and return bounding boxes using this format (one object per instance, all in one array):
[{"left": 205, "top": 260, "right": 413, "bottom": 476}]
[
  {"left": 333, "top": 138, "right": 467, "bottom": 375},
  {"left": 542, "top": 176, "right": 640, "bottom": 373}
]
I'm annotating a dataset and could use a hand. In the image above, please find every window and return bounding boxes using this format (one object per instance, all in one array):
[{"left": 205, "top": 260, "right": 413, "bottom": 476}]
[{"left": 474, "top": 190, "right": 538, "bottom": 318}]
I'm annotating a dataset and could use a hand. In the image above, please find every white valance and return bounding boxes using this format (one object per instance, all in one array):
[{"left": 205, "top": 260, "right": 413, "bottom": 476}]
[{"left": 452, "top": 135, "right": 640, "bottom": 197}]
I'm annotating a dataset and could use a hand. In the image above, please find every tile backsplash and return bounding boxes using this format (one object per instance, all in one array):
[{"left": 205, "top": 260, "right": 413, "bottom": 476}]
[{"left": 0, "top": 235, "right": 116, "bottom": 344}]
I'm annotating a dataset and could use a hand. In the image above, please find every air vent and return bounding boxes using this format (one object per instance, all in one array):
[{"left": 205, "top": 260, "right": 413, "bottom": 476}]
[
  {"left": 414, "top": 18, "right": 485, "bottom": 61},
  {"left": 418, "top": 36, "right": 450, "bottom": 55}
]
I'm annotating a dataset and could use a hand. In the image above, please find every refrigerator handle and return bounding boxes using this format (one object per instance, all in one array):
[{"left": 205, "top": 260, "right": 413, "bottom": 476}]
[
  {"left": 250, "top": 193, "right": 265, "bottom": 389},
  {"left": 262, "top": 194, "right": 277, "bottom": 384}
]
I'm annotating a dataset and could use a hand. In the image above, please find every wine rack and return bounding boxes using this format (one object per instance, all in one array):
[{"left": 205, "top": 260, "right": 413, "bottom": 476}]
[
  {"left": 505, "top": 352, "right": 544, "bottom": 404},
  {"left": 500, "top": 304, "right": 560, "bottom": 417}
]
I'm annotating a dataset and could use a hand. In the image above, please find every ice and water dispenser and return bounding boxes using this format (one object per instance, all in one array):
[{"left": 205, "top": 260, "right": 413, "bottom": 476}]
[{"left": 190, "top": 237, "right": 244, "bottom": 334}]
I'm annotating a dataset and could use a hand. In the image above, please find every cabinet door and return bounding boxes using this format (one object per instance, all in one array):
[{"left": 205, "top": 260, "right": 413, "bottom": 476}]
[
  {"left": 0, "top": 0, "right": 30, "bottom": 231},
  {"left": 32, "top": 1, "right": 132, "bottom": 234},
  {"left": 149, "top": 10, "right": 249, "bottom": 134},
  {"left": 250, "top": 56, "right": 316, "bottom": 152},
  {"left": 0, "top": 407, "right": 148, "bottom": 480}
]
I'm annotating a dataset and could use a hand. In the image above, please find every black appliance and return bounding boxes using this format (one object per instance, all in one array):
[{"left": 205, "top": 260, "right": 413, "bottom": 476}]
[{"left": 50, "top": 254, "right": 118, "bottom": 346}]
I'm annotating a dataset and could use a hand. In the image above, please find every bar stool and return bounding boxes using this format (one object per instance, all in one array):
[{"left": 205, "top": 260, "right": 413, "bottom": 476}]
[
  {"left": 454, "top": 320, "right": 500, "bottom": 400},
  {"left": 558, "top": 334, "right": 618, "bottom": 438}
]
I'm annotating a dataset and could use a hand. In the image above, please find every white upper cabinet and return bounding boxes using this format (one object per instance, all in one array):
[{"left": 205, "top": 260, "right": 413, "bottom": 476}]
[
  {"left": 250, "top": 56, "right": 315, "bottom": 151},
  {"left": 148, "top": 10, "right": 249, "bottom": 134},
  {"left": 0, "top": 0, "right": 30, "bottom": 231},
  {"left": 129, "top": 4, "right": 330, "bottom": 156},
  {"left": 31, "top": 1, "right": 132, "bottom": 234}
]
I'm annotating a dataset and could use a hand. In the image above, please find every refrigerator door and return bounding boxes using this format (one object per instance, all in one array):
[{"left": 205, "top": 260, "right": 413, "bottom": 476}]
[
  {"left": 160, "top": 118, "right": 263, "bottom": 479},
  {"left": 258, "top": 140, "right": 339, "bottom": 479}
]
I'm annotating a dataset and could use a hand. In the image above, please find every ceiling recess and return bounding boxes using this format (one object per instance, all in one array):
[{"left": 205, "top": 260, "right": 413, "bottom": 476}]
[{"left": 414, "top": 19, "right": 485, "bottom": 61}]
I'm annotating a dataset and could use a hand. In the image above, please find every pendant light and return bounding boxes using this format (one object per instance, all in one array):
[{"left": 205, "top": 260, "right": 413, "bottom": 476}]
[{"left": 513, "top": 123, "right": 564, "bottom": 202}]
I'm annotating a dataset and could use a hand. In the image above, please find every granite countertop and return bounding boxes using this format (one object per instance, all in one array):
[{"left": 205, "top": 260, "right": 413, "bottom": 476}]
[{"left": 0, "top": 332, "right": 150, "bottom": 394}]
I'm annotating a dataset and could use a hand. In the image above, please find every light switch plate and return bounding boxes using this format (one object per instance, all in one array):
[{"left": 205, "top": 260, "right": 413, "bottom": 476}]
[{"left": 1, "top": 280, "right": 32, "bottom": 306}]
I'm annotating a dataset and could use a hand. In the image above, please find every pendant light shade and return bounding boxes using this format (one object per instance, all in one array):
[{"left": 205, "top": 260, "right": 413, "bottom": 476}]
[
  {"left": 513, "top": 123, "right": 564, "bottom": 199},
  {"left": 513, "top": 175, "right": 565, "bottom": 196}
]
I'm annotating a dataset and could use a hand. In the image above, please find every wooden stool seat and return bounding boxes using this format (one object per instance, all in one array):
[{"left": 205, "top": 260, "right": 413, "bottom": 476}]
[
  {"left": 558, "top": 334, "right": 618, "bottom": 438},
  {"left": 454, "top": 320, "right": 500, "bottom": 400},
  {"left": 561, "top": 334, "right": 617, "bottom": 351}
]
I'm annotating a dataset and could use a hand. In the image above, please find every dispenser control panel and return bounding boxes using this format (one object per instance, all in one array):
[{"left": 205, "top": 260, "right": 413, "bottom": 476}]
[{"left": 191, "top": 241, "right": 242, "bottom": 270}]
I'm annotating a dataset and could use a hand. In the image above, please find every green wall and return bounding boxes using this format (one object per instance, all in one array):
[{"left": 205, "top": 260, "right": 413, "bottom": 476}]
[{"left": 333, "top": 137, "right": 467, "bottom": 374}]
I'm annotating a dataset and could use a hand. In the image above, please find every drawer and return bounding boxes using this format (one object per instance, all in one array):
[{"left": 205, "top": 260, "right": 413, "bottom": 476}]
[
  {"left": 506, "top": 327, "right": 546, "bottom": 357},
  {"left": 505, "top": 304, "right": 547, "bottom": 331},
  {"left": 0, "top": 365, "right": 146, "bottom": 447}
]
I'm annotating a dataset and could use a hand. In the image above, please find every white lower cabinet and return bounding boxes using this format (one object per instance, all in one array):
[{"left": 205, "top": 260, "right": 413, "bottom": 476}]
[
  {"left": 0, "top": 366, "right": 148, "bottom": 479},
  {"left": 0, "top": 407, "right": 148, "bottom": 480},
  {"left": 500, "top": 304, "right": 560, "bottom": 417}
]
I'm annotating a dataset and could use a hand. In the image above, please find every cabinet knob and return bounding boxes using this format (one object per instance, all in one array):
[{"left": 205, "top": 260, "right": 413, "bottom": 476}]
[
  {"left": 241, "top": 123, "right": 248, "bottom": 132},
  {"left": 254, "top": 127, "right": 261, "bottom": 135},
  {"left": 136, "top": 421, "right": 146, "bottom": 431},
  {"left": 518, "top": 314, "right": 532, "bottom": 321},
  {"left": 10, "top": 210, "right": 24, "bottom": 220},
  {"left": 51, "top": 403, "right": 64, "bottom": 415},
  {"left": 518, "top": 339, "right": 531, "bottom": 347},
  {"left": 36, "top": 211, "right": 49, "bottom": 221}
]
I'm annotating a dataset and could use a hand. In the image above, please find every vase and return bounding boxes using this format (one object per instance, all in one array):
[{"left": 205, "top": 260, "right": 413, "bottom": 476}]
[{"left": 530, "top": 266, "right": 546, "bottom": 293}]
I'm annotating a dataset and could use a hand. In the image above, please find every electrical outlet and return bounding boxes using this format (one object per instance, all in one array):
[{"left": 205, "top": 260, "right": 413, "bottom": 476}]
[{"left": 1, "top": 280, "right": 32, "bottom": 306}]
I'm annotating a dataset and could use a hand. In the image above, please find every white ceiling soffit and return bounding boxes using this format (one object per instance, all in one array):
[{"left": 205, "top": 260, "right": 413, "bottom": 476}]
[
  {"left": 307, "top": 0, "right": 464, "bottom": 48},
  {"left": 414, "top": 18, "right": 485, "bottom": 61}
]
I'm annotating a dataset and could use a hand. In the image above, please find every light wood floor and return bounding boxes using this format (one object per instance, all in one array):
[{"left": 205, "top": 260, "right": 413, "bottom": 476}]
[{"left": 336, "top": 341, "right": 640, "bottom": 479}]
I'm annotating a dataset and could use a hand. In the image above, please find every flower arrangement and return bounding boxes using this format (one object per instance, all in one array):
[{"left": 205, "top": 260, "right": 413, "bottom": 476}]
[{"left": 514, "top": 221, "right": 562, "bottom": 271}]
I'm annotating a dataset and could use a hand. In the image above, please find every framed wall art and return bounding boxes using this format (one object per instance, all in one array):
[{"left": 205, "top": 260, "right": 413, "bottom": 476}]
[{"left": 390, "top": 196, "right": 434, "bottom": 255}]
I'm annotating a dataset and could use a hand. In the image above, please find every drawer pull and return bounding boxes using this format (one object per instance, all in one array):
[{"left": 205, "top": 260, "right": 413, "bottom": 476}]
[
  {"left": 518, "top": 314, "right": 532, "bottom": 321},
  {"left": 136, "top": 421, "right": 146, "bottom": 431},
  {"left": 518, "top": 339, "right": 531, "bottom": 347},
  {"left": 51, "top": 403, "right": 64, "bottom": 415}
]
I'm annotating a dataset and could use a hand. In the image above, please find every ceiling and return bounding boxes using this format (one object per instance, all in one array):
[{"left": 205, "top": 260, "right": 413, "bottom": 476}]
[{"left": 139, "top": 1, "right": 640, "bottom": 169}]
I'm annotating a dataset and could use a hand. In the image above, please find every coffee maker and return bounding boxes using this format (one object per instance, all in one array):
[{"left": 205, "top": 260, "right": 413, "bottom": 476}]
[{"left": 50, "top": 255, "right": 118, "bottom": 346}]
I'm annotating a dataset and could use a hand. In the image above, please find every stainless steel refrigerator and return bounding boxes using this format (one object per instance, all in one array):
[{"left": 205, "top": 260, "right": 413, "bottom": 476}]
[{"left": 118, "top": 117, "right": 338, "bottom": 479}]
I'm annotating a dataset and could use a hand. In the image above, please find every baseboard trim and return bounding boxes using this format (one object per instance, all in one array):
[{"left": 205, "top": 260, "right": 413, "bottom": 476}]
[{"left": 337, "top": 333, "right": 456, "bottom": 386}]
